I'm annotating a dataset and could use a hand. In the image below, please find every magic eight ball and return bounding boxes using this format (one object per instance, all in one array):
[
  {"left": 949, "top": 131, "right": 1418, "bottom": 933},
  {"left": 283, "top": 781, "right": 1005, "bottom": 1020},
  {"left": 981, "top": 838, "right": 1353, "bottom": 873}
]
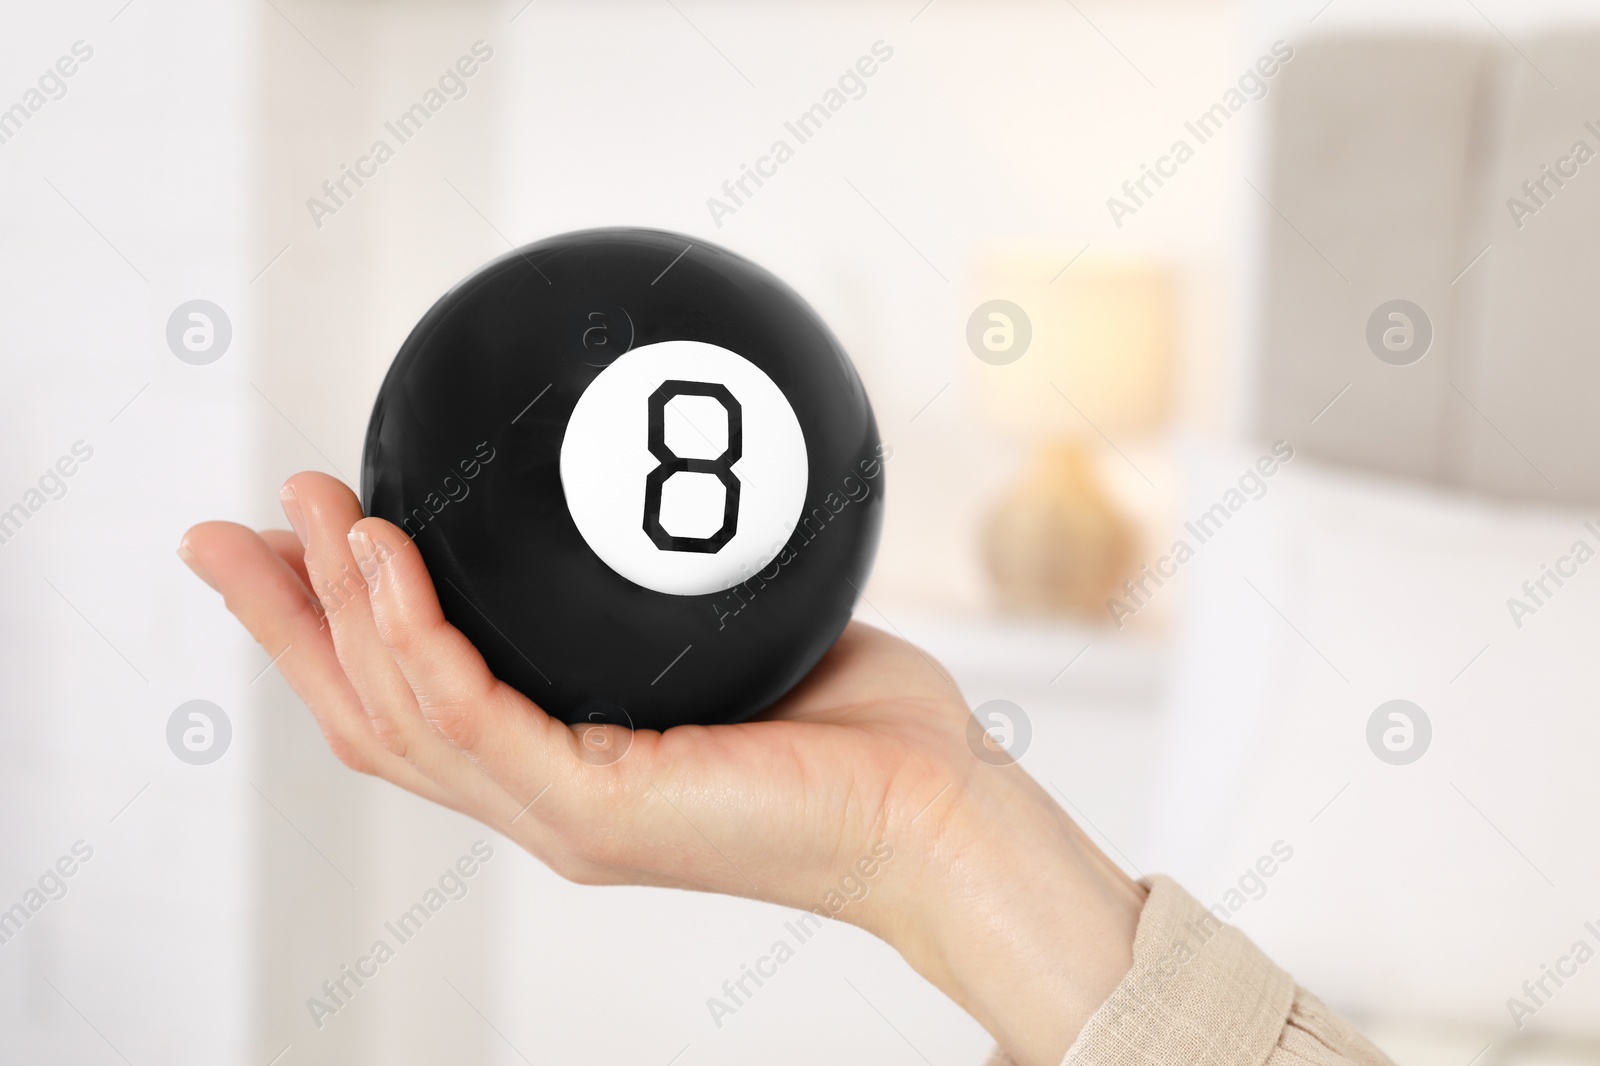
[{"left": 361, "top": 228, "right": 884, "bottom": 731}]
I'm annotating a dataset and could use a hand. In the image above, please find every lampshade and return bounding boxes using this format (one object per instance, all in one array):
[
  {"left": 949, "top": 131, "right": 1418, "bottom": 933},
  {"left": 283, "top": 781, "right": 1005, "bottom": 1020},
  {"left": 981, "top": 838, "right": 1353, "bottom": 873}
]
[{"left": 970, "top": 245, "right": 1174, "bottom": 439}]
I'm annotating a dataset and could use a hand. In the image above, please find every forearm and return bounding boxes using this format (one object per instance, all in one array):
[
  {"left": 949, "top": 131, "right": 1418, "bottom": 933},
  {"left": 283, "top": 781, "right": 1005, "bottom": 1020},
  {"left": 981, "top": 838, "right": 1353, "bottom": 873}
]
[
  {"left": 865, "top": 767, "right": 1394, "bottom": 1066},
  {"left": 872, "top": 770, "right": 1147, "bottom": 1066}
]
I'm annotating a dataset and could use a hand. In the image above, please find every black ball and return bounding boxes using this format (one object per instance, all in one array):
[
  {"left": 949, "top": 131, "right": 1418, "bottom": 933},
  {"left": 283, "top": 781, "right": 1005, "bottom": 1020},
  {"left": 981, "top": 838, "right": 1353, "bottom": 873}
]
[{"left": 361, "top": 228, "right": 884, "bottom": 731}]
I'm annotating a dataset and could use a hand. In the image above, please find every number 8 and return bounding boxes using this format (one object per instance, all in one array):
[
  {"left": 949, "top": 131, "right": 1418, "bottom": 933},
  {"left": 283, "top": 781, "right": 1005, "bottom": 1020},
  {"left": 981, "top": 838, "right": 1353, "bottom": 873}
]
[{"left": 643, "top": 380, "right": 742, "bottom": 553}]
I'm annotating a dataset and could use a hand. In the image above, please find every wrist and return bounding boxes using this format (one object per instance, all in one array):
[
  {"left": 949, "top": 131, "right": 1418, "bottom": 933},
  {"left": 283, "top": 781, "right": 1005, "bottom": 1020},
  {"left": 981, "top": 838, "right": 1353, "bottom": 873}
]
[{"left": 874, "top": 768, "right": 1146, "bottom": 1066}]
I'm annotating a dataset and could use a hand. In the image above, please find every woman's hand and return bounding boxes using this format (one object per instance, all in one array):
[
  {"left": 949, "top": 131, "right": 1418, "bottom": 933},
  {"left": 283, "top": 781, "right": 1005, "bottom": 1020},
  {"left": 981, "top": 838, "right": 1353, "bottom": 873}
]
[{"left": 179, "top": 471, "right": 1145, "bottom": 1066}]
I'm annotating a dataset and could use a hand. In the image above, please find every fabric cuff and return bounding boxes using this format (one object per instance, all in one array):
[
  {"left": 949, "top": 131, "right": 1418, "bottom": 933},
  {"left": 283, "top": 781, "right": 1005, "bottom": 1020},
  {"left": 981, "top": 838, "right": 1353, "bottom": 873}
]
[{"left": 1057, "top": 874, "right": 1296, "bottom": 1066}]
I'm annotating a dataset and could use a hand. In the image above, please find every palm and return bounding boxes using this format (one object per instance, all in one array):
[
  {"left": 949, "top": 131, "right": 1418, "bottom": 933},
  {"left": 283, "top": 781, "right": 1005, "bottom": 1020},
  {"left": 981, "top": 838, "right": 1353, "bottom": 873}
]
[{"left": 614, "top": 622, "right": 972, "bottom": 905}]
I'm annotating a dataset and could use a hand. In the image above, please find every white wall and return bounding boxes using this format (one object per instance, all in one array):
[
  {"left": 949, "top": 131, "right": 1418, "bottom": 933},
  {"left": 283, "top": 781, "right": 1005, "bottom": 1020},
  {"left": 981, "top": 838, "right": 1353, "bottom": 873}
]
[{"left": 0, "top": 1, "right": 253, "bottom": 1063}]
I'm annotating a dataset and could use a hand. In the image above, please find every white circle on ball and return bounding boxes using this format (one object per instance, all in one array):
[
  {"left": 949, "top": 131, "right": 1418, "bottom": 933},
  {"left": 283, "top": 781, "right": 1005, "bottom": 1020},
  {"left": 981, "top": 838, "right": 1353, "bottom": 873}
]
[{"left": 560, "top": 339, "right": 809, "bottom": 596}]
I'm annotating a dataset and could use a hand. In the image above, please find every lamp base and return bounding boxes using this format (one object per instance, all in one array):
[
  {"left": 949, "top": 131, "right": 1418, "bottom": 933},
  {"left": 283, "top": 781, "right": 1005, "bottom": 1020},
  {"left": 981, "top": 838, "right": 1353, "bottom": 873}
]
[{"left": 982, "top": 440, "right": 1138, "bottom": 620}]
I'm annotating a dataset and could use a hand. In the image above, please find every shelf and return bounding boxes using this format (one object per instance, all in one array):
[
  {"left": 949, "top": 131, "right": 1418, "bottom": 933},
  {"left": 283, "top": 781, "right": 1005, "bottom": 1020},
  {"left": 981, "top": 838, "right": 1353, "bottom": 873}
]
[{"left": 853, "top": 605, "right": 1172, "bottom": 711}]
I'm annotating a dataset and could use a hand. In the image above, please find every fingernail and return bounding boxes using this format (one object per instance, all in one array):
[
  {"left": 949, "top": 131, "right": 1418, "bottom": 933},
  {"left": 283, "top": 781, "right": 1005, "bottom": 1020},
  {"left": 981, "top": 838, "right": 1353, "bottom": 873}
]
[
  {"left": 348, "top": 529, "right": 379, "bottom": 588},
  {"left": 280, "top": 484, "right": 308, "bottom": 546},
  {"left": 177, "top": 538, "right": 218, "bottom": 590}
]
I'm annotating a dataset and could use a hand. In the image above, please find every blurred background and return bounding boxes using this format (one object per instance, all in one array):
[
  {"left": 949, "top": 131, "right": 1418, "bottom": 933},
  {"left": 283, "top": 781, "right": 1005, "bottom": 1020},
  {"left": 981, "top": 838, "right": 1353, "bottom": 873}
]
[{"left": 4, "top": 0, "right": 1600, "bottom": 1062}]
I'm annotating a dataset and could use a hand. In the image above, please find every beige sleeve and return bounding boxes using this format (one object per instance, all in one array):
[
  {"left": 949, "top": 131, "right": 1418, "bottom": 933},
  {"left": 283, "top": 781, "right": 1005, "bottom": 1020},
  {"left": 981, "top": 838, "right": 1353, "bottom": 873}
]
[{"left": 984, "top": 876, "right": 1394, "bottom": 1066}]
